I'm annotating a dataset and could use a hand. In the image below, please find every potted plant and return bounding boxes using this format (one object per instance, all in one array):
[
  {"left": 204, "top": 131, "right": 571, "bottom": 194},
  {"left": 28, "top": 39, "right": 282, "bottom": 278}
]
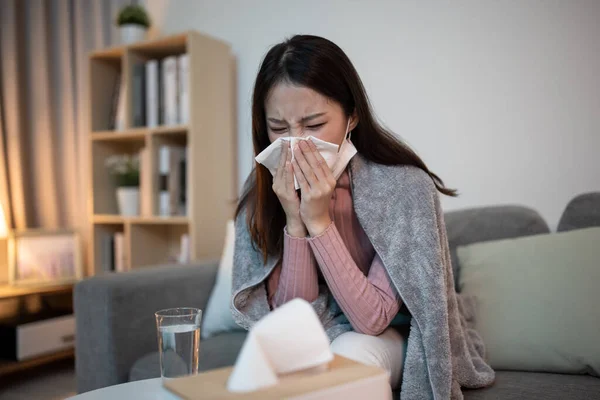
[
  {"left": 105, "top": 154, "right": 140, "bottom": 216},
  {"left": 116, "top": 4, "right": 151, "bottom": 45}
]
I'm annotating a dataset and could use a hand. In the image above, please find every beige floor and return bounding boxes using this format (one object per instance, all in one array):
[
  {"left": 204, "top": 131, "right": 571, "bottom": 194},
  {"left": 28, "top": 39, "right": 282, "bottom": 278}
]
[{"left": 0, "top": 360, "right": 76, "bottom": 400}]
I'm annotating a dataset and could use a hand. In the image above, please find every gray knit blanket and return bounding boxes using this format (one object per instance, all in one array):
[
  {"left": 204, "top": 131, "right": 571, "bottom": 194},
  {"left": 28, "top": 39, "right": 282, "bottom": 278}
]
[{"left": 231, "top": 154, "right": 495, "bottom": 399}]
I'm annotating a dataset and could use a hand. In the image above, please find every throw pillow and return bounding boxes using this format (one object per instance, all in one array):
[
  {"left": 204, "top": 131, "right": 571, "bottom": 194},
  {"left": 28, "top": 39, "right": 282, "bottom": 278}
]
[
  {"left": 457, "top": 227, "right": 600, "bottom": 376},
  {"left": 201, "top": 220, "right": 243, "bottom": 339}
]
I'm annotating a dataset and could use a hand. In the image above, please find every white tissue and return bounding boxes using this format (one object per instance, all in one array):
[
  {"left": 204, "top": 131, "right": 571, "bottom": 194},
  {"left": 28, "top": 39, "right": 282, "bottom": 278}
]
[
  {"left": 255, "top": 136, "right": 340, "bottom": 190},
  {"left": 227, "top": 298, "right": 334, "bottom": 393}
]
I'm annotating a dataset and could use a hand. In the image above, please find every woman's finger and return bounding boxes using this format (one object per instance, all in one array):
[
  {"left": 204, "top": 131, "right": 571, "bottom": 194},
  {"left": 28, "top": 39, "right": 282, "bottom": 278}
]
[
  {"left": 293, "top": 143, "right": 318, "bottom": 186},
  {"left": 292, "top": 158, "right": 310, "bottom": 193},
  {"left": 306, "top": 139, "right": 333, "bottom": 181},
  {"left": 300, "top": 140, "right": 327, "bottom": 181},
  {"left": 280, "top": 141, "right": 289, "bottom": 172},
  {"left": 285, "top": 150, "right": 294, "bottom": 192},
  {"left": 274, "top": 141, "right": 287, "bottom": 184}
]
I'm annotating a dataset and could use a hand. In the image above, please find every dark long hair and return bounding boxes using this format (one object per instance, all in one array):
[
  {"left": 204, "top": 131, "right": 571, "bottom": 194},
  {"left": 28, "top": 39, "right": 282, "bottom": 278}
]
[{"left": 236, "top": 35, "right": 456, "bottom": 262}]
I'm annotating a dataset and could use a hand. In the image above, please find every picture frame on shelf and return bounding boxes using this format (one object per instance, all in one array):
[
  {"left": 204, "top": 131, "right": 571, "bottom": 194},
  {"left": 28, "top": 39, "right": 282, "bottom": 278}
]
[{"left": 8, "top": 230, "right": 83, "bottom": 286}]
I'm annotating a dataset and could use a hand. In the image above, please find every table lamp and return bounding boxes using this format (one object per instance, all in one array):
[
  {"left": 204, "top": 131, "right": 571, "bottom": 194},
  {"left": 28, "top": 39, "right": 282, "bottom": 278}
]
[
  {"left": 0, "top": 203, "right": 7, "bottom": 239},
  {"left": 0, "top": 203, "right": 8, "bottom": 283}
]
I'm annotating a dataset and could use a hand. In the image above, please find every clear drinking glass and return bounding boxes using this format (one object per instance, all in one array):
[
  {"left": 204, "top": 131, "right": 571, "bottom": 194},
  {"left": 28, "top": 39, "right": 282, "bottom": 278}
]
[{"left": 155, "top": 307, "right": 202, "bottom": 380}]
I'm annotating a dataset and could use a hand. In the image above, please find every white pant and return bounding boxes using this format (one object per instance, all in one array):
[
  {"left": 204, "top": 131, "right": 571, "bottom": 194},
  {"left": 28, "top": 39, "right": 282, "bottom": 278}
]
[{"left": 330, "top": 327, "right": 405, "bottom": 391}]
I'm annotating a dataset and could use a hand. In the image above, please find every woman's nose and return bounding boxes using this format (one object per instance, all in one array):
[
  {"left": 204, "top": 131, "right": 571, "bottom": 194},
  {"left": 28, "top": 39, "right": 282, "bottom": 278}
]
[{"left": 289, "top": 126, "right": 305, "bottom": 137}]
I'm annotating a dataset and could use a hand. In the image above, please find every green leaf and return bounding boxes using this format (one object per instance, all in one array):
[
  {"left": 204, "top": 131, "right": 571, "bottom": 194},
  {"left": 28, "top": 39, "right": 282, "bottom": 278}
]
[{"left": 116, "top": 5, "right": 151, "bottom": 28}]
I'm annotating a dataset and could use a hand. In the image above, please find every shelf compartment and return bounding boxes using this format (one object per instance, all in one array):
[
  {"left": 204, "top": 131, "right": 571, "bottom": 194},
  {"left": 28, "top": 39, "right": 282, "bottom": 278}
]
[
  {"left": 91, "top": 223, "right": 126, "bottom": 275},
  {"left": 129, "top": 223, "right": 189, "bottom": 269},
  {"left": 89, "top": 56, "right": 122, "bottom": 132},
  {"left": 91, "top": 139, "right": 146, "bottom": 215}
]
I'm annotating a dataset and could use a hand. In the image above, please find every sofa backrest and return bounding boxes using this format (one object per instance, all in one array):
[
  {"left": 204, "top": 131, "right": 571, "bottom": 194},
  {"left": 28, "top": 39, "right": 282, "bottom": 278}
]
[
  {"left": 444, "top": 205, "right": 550, "bottom": 289},
  {"left": 557, "top": 192, "right": 600, "bottom": 232}
]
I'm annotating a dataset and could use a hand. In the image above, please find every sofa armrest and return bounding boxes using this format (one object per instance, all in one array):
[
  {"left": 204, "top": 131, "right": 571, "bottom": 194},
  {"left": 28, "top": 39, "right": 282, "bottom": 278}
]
[{"left": 74, "top": 261, "right": 218, "bottom": 393}]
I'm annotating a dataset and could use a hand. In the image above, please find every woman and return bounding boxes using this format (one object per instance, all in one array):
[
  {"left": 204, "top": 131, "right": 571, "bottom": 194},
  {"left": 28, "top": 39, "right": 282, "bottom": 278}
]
[{"left": 231, "top": 35, "right": 494, "bottom": 398}]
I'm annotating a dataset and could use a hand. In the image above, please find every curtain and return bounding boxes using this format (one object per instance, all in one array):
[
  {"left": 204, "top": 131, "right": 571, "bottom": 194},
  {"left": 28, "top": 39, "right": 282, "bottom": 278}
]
[{"left": 0, "top": 0, "right": 131, "bottom": 279}]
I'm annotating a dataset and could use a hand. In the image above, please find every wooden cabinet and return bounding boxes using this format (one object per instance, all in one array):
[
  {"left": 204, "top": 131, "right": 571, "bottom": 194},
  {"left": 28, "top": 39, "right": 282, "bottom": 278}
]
[{"left": 0, "top": 284, "right": 73, "bottom": 377}]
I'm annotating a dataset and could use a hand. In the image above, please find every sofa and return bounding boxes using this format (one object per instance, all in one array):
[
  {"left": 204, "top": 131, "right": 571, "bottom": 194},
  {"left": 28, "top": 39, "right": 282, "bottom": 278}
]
[{"left": 74, "top": 192, "right": 600, "bottom": 399}]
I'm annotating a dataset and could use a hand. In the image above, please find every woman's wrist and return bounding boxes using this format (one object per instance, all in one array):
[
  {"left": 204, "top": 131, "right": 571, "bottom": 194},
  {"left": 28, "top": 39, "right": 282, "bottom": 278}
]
[
  {"left": 286, "top": 217, "right": 307, "bottom": 238},
  {"left": 305, "top": 217, "right": 332, "bottom": 237}
]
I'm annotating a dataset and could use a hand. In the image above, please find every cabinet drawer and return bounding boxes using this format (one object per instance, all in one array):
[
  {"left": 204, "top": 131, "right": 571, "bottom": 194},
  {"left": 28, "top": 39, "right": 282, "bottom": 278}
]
[{"left": 17, "top": 315, "right": 75, "bottom": 360}]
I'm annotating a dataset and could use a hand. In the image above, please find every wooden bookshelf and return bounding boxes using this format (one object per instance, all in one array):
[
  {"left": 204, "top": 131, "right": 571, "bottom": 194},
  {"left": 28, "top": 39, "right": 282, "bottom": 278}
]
[{"left": 88, "top": 31, "right": 236, "bottom": 276}]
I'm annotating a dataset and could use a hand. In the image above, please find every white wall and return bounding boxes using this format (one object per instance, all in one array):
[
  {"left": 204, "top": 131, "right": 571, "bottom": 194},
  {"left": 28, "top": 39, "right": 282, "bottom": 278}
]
[{"left": 144, "top": 0, "right": 600, "bottom": 230}]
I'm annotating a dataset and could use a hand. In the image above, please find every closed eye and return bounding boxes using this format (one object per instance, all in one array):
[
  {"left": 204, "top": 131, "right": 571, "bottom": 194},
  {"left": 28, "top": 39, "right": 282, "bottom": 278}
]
[
  {"left": 306, "top": 123, "right": 325, "bottom": 130},
  {"left": 269, "top": 127, "right": 287, "bottom": 133}
]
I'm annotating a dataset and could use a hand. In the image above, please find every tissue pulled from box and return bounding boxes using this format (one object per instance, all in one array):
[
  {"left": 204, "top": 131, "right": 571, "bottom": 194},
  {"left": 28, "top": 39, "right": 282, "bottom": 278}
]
[
  {"left": 226, "top": 298, "right": 334, "bottom": 393},
  {"left": 254, "top": 136, "right": 339, "bottom": 190}
]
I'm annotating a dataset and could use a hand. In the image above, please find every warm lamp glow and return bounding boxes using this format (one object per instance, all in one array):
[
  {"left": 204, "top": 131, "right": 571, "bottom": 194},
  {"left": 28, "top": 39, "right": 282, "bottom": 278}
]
[{"left": 0, "top": 203, "right": 8, "bottom": 238}]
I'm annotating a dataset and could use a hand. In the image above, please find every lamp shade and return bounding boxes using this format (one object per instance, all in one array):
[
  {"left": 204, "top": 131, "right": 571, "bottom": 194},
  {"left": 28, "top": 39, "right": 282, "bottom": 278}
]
[{"left": 0, "top": 203, "right": 8, "bottom": 238}]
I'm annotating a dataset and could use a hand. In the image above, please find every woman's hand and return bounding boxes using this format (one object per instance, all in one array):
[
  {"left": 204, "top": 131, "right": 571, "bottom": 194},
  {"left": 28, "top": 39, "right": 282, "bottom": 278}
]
[
  {"left": 272, "top": 141, "right": 307, "bottom": 237},
  {"left": 292, "top": 140, "right": 336, "bottom": 237}
]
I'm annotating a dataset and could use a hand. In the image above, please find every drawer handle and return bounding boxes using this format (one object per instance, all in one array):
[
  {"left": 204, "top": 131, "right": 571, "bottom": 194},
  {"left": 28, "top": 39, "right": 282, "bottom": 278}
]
[{"left": 61, "top": 334, "right": 75, "bottom": 344}]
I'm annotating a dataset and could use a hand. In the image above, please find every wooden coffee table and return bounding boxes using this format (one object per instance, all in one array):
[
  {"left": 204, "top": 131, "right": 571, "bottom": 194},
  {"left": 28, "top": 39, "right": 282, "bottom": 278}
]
[{"left": 67, "top": 378, "right": 180, "bottom": 400}]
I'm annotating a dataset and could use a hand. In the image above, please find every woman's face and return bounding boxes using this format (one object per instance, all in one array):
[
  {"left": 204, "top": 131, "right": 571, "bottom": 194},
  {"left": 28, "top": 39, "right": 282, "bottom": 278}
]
[{"left": 265, "top": 83, "right": 357, "bottom": 145}]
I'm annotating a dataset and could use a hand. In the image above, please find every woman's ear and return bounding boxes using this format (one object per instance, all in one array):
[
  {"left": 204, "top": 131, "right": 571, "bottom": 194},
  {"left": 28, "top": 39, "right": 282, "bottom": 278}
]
[{"left": 349, "top": 111, "right": 359, "bottom": 132}]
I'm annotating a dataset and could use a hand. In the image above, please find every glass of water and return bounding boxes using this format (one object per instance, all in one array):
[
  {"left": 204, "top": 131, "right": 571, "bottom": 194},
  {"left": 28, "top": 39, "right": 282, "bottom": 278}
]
[{"left": 155, "top": 307, "right": 202, "bottom": 380}]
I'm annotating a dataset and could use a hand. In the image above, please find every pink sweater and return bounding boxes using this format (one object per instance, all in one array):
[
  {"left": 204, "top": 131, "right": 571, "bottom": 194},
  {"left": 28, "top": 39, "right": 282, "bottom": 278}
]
[{"left": 266, "top": 169, "right": 402, "bottom": 336}]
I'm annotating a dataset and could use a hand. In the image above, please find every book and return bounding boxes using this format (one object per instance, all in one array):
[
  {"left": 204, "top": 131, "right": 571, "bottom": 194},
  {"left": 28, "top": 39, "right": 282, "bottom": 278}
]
[
  {"left": 168, "top": 147, "right": 186, "bottom": 216},
  {"left": 114, "top": 232, "right": 126, "bottom": 272},
  {"left": 177, "top": 54, "right": 189, "bottom": 125},
  {"left": 145, "top": 60, "right": 159, "bottom": 128},
  {"left": 161, "top": 56, "right": 178, "bottom": 126},
  {"left": 178, "top": 234, "right": 191, "bottom": 264},
  {"left": 158, "top": 145, "right": 171, "bottom": 216},
  {"left": 108, "top": 73, "right": 121, "bottom": 130},
  {"left": 115, "top": 75, "right": 127, "bottom": 131},
  {"left": 168, "top": 147, "right": 181, "bottom": 216},
  {"left": 139, "top": 146, "right": 152, "bottom": 217},
  {"left": 159, "top": 145, "right": 186, "bottom": 216},
  {"left": 158, "top": 61, "right": 164, "bottom": 125},
  {"left": 180, "top": 147, "right": 187, "bottom": 216},
  {"left": 132, "top": 64, "right": 146, "bottom": 127}
]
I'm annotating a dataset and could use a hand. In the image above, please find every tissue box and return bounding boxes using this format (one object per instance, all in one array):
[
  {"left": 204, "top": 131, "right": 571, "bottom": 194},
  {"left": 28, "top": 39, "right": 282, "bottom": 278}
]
[{"left": 163, "top": 355, "right": 390, "bottom": 400}]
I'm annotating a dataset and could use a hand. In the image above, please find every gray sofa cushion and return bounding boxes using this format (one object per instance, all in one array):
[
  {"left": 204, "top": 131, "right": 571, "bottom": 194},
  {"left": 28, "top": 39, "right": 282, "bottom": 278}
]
[
  {"left": 463, "top": 371, "right": 600, "bottom": 400},
  {"left": 75, "top": 262, "right": 219, "bottom": 393},
  {"left": 444, "top": 206, "right": 550, "bottom": 288},
  {"left": 557, "top": 192, "right": 600, "bottom": 232},
  {"left": 129, "top": 331, "right": 247, "bottom": 381}
]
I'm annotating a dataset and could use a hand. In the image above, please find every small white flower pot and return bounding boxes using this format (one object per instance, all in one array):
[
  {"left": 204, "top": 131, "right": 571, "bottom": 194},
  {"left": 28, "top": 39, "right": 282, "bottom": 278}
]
[
  {"left": 119, "top": 24, "right": 147, "bottom": 45},
  {"left": 116, "top": 187, "right": 140, "bottom": 216}
]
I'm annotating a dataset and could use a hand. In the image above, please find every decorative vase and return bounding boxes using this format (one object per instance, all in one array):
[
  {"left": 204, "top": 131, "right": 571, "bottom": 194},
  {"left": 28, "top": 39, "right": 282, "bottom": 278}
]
[
  {"left": 116, "top": 187, "right": 140, "bottom": 216},
  {"left": 119, "top": 24, "right": 147, "bottom": 44}
]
